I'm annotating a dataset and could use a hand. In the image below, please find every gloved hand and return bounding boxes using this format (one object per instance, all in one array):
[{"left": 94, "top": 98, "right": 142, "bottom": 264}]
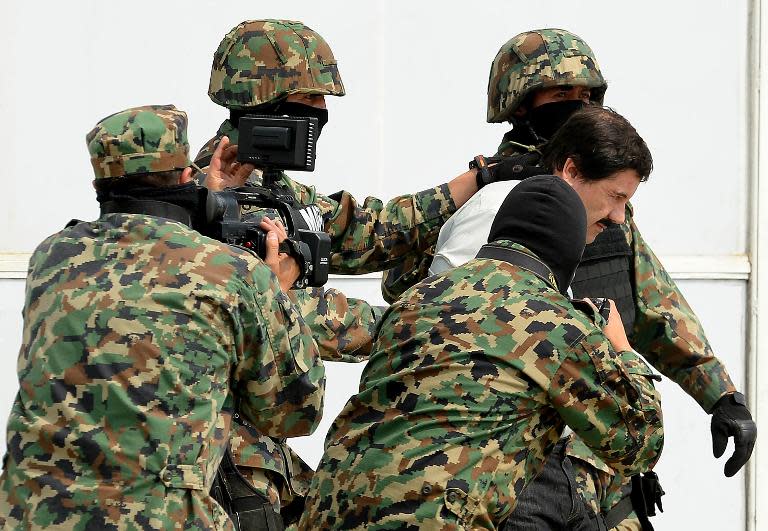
[
  {"left": 711, "top": 392, "right": 757, "bottom": 477},
  {"left": 471, "top": 153, "right": 543, "bottom": 189}
]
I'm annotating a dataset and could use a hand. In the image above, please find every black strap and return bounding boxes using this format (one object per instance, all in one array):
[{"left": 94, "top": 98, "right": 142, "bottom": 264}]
[
  {"left": 100, "top": 199, "right": 192, "bottom": 226},
  {"left": 195, "top": 153, "right": 214, "bottom": 169},
  {"left": 603, "top": 495, "right": 635, "bottom": 529},
  {"left": 476, "top": 244, "right": 558, "bottom": 291}
]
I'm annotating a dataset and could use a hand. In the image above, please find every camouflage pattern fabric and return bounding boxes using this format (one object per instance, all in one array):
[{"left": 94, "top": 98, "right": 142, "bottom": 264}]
[
  {"left": 0, "top": 213, "right": 324, "bottom": 530},
  {"left": 487, "top": 29, "right": 607, "bottom": 123},
  {"left": 563, "top": 203, "right": 737, "bottom": 526},
  {"left": 381, "top": 138, "right": 736, "bottom": 528},
  {"left": 209, "top": 19, "right": 345, "bottom": 110},
  {"left": 289, "top": 287, "right": 384, "bottom": 363},
  {"left": 86, "top": 105, "right": 190, "bottom": 179},
  {"left": 381, "top": 249, "right": 435, "bottom": 304},
  {"left": 194, "top": 121, "right": 455, "bottom": 509},
  {"left": 300, "top": 240, "right": 664, "bottom": 530},
  {"left": 493, "top": 141, "right": 737, "bottom": 527}
]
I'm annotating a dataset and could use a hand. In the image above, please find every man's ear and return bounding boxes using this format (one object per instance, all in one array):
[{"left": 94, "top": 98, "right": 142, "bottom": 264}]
[
  {"left": 179, "top": 167, "right": 194, "bottom": 184},
  {"left": 560, "top": 158, "right": 580, "bottom": 184}
]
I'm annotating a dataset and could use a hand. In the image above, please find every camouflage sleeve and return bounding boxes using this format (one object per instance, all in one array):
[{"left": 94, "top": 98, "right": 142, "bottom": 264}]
[
  {"left": 380, "top": 250, "right": 435, "bottom": 304},
  {"left": 288, "top": 287, "right": 384, "bottom": 363},
  {"left": 232, "top": 263, "right": 326, "bottom": 438},
  {"left": 315, "top": 185, "right": 456, "bottom": 275},
  {"left": 547, "top": 331, "right": 664, "bottom": 477},
  {"left": 628, "top": 214, "right": 737, "bottom": 412}
]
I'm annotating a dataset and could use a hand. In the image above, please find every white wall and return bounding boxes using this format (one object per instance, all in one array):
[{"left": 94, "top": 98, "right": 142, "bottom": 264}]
[{"left": 0, "top": 1, "right": 753, "bottom": 529}]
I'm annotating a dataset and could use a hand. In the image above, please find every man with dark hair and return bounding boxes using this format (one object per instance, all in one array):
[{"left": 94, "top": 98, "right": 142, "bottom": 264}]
[
  {"left": 398, "top": 29, "right": 756, "bottom": 530},
  {"left": 300, "top": 175, "right": 663, "bottom": 530},
  {"left": 0, "top": 105, "right": 324, "bottom": 530},
  {"left": 431, "top": 106, "right": 652, "bottom": 277}
]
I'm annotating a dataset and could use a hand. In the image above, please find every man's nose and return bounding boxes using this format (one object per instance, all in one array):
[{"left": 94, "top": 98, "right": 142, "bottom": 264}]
[{"left": 609, "top": 205, "right": 626, "bottom": 225}]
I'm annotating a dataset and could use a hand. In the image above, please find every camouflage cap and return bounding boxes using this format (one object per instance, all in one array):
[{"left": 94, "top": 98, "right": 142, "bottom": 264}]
[
  {"left": 86, "top": 105, "right": 191, "bottom": 179},
  {"left": 208, "top": 19, "right": 345, "bottom": 110},
  {"left": 487, "top": 29, "right": 607, "bottom": 123}
]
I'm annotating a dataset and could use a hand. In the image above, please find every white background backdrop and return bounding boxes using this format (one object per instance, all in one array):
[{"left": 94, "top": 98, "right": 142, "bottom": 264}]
[{"left": 0, "top": 1, "right": 754, "bottom": 529}]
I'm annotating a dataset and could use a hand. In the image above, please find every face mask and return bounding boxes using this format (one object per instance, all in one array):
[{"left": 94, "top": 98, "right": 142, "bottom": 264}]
[
  {"left": 275, "top": 101, "right": 329, "bottom": 137},
  {"left": 527, "top": 100, "right": 585, "bottom": 141}
]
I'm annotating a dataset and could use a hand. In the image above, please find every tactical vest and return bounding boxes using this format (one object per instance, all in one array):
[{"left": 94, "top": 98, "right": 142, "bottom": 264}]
[{"left": 570, "top": 223, "right": 636, "bottom": 338}]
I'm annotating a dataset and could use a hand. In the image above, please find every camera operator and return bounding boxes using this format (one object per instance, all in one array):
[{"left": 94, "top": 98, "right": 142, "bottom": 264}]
[
  {"left": 194, "top": 19, "right": 519, "bottom": 528},
  {"left": 0, "top": 105, "right": 324, "bottom": 530}
]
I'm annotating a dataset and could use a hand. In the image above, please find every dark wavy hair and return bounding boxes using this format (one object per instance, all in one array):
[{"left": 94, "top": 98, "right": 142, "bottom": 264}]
[{"left": 541, "top": 106, "right": 652, "bottom": 182}]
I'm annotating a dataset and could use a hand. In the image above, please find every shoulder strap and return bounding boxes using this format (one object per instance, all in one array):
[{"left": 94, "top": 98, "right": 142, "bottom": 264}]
[
  {"left": 476, "top": 244, "right": 558, "bottom": 291},
  {"left": 100, "top": 199, "right": 192, "bottom": 226}
]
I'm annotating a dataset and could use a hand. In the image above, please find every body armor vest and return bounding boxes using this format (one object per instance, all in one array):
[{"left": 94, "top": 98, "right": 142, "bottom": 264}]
[{"left": 570, "top": 223, "right": 636, "bottom": 338}]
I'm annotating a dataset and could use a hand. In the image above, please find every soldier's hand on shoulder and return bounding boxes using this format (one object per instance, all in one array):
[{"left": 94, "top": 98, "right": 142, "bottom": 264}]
[
  {"left": 205, "top": 136, "right": 255, "bottom": 191},
  {"left": 261, "top": 217, "right": 300, "bottom": 292},
  {"left": 711, "top": 392, "right": 757, "bottom": 477}
]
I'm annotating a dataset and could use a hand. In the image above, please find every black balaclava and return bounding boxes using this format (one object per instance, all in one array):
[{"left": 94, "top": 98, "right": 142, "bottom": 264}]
[
  {"left": 526, "top": 100, "right": 585, "bottom": 142},
  {"left": 488, "top": 175, "right": 586, "bottom": 294},
  {"left": 230, "top": 101, "right": 329, "bottom": 137}
]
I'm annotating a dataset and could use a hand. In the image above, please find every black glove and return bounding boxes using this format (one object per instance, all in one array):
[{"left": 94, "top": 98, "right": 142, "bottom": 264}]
[
  {"left": 710, "top": 392, "right": 757, "bottom": 477},
  {"left": 470, "top": 153, "right": 543, "bottom": 189}
]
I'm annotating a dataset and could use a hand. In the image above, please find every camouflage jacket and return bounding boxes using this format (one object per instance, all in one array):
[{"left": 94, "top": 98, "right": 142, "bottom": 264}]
[
  {"left": 385, "top": 138, "right": 736, "bottom": 413},
  {"left": 301, "top": 240, "right": 664, "bottom": 530},
  {"left": 195, "top": 120, "right": 453, "bottom": 507},
  {"left": 565, "top": 202, "right": 737, "bottom": 516},
  {"left": 0, "top": 214, "right": 324, "bottom": 530}
]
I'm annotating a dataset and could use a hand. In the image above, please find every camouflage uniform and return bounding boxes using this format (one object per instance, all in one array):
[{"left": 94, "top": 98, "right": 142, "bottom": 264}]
[
  {"left": 383, "top": 28, "right": 741, "bottom": 529},
  {"left": 382, "top": 28, "right": 607, "bottom": 303},
  {"left": 486, "top": 32, "right": 737, "bottom": 527},
  {"left": 300, "top": 240, "right": 664, "bottom": 530},
  {"left": 201, "top": 19, "right": 456, "bottom": 517},
  {"left": 473, "top": 29, "right": 736, "bottom": 529},
  {"left": 0, "top": 106, "right": 325, "bottom": 530}
]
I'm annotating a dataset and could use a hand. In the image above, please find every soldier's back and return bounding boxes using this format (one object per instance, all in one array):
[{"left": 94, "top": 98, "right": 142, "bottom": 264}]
[
  {"left": 0, "top": 213, "right": 268, "bottom": 530},
  {"left": 302, "top": 243, "right": 601, "bottom": 530}
]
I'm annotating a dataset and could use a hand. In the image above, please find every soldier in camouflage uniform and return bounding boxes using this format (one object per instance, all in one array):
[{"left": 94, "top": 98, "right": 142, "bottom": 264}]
[
  {"left": 197, "top": 19, "right": 504, "bottom": 527},
  {"left": 0, "top": 105, "right": 324, "bottom": 530},
  {"left": 385, "top": 29, "right": 756, "bottom": 530},
  {"left": 300, "top": 175, "right": 664, "bottom": 530}
]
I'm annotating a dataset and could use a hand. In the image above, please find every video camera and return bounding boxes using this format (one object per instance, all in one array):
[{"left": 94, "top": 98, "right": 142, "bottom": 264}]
[{"left": 199, "top": 115, "right": 331, "bottom": 288}]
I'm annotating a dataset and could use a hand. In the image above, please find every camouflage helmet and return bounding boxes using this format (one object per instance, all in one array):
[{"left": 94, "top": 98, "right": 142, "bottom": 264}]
[
  {"left": 86, "top": 105, "right": 190, "bottom": 179},
  {"left": 487, "top": 29, "right": 607, "bottom": 123},
  {"left": 208, "top": 19, "right": 345, "bottom": 110}
]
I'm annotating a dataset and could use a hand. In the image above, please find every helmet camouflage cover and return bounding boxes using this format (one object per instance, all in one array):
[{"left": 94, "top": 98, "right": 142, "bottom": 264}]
[
  {"left": 208, "top": 19, "right": 345, "bottom": 110},
  {"left": 86, "top": 104, "right": 190, "bottom": 179},
  {"left": 487, "top": 28, "right": 607, "bottom": 123}
]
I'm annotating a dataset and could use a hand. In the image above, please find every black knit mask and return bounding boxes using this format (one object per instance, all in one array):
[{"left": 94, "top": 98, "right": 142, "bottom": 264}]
[
  {"left": 527, "top": 100, "right": 585, "bottom": 141},
  {"left": 488, "top": 175, "right": 586, "bottom": 294}
]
